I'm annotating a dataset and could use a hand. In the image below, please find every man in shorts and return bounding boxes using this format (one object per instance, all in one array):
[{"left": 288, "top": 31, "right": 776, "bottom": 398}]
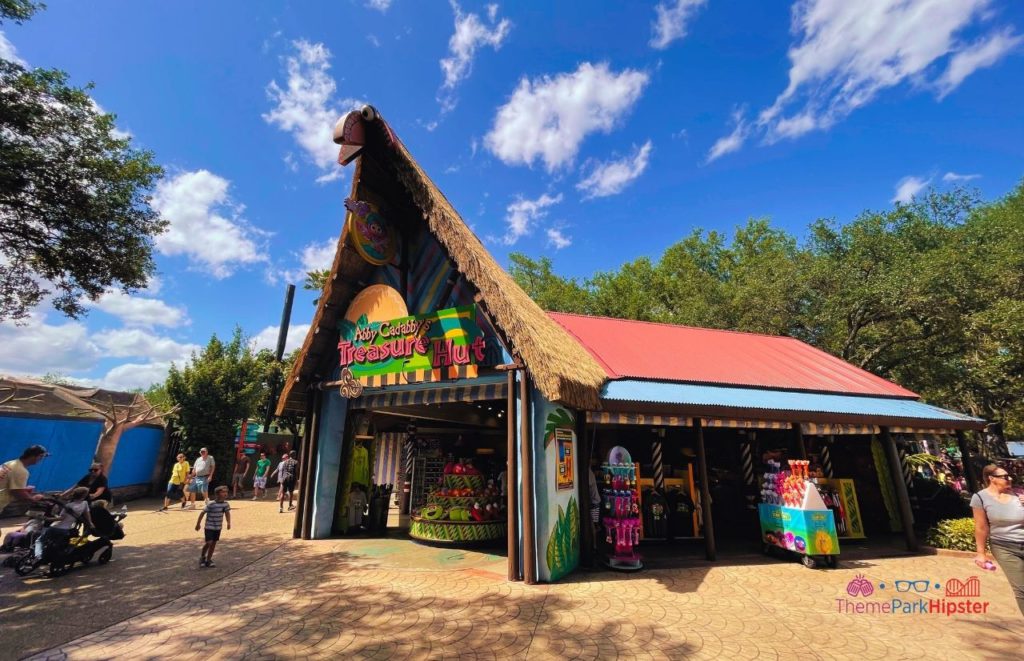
[
  {"left": 270, "top": 452, "right": 298, "bottom": 513},
  {"left": 231, "top": 452, "right": 250, "bottom": 499},
  {"left": 251, "top": 451, "right": 271, "bottom": 500},
  {"left": 192, "top": 448, "right": 215, "bottom": 503}
]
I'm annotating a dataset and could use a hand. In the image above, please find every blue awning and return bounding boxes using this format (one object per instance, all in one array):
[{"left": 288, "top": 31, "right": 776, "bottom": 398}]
[{"left": 601, "top": 380, "right": 982, "bottom": 428}]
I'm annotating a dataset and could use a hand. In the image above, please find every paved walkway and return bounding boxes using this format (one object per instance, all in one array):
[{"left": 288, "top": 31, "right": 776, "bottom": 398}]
[{"left": 3, "top": 498, "right": 1022, "bottom": 660}]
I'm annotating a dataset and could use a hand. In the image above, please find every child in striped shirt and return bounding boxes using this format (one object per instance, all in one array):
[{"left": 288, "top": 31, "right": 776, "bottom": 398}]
[{"left": 195, "top": 485, "right": 231, "bottom": 568}]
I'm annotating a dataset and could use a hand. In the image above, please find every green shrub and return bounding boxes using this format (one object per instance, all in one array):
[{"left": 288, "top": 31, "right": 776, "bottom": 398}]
[{"left": 925, "top": 518, "right": 979, "bottom": 552}]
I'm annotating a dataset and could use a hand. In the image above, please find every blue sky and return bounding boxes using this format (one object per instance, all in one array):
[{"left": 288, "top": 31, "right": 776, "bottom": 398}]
[{"left": 1, "top": 0, "right": 1022, "bottom": 391}]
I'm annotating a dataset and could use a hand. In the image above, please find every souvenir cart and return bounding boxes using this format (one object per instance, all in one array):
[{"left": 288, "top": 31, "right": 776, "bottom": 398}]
[
  {"left": 758, "top": 460, "right": 840, "bottom": 569},
  {"left": 600, "top": 446, "right": 643, "bottom": 571}
]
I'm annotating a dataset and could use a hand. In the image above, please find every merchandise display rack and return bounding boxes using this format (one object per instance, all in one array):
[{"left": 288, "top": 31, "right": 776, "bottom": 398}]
[
  {"left": 758, "top": 459, "right": 840, "bottom": 569},
  {"left": 600, "top": 445, "right": 643, "bottom": 571}
]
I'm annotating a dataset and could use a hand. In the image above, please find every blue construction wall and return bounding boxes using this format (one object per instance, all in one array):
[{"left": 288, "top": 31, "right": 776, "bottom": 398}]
[{"left": 0, "top": 416, "right": 163, "bottom": 490}]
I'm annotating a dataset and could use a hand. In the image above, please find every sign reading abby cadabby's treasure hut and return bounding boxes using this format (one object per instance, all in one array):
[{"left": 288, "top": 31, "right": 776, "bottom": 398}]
[{"left": 338, "top": 306, "right": 494, "bottom": 385}]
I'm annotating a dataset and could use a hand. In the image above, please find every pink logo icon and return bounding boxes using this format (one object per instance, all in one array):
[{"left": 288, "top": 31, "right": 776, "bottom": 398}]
[{"left": 846, "top": 574, "right": 874, "bottom": 597}]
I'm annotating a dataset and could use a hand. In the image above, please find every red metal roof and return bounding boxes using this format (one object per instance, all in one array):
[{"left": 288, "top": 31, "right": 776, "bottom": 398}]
[{"left": 548, "top": 312, "right": 919, "bottom": 399}]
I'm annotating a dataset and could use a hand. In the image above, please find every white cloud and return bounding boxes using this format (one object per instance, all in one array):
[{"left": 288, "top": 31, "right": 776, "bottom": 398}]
[
  {"left": 250, "top": 323, "right": 311, "bottom": 355},
  {"left": 366, "top": 0, "right": 392, "bottom": 11},
  {"left": 711, "top": 0, "right": 1019, "bottom": 157},
  {"left": 96, "top": 362, "right": 177, "bottom": 391},
  {"left": 706, "top": 110, "right": 750, "bottom": 162},
  {"left": 892, "top": 176, "right": 931, "bottom": 203},
  {"left": 650, "top": 0, "right": 708, "bottom": 50},
  {"left": 546, "top": 228, "right": 572, "bottom": 250},
  {"left": 485, "top": 62, "right": 649, "bottom": 172},
  {"left": 0, "top": 314, "right": 101, "bottom": 374},
  {"left": 273, "top": 236, "right": 338, "bottom": 285},
  {"left": 438, "top": 2, "right": 512, "bottom": 112},
  {"left": 367, "top": 34, "right": 381, "bottom": 48},
  {"left": 264, "top": 40, "right": 361, "bottom": 182},
  {"left": 93, "top": 329, "right": 198, "bottom": 362},
  {"left": 936, "top": 27, "right": 1024, "bottom": 98},
  {"left": 88, "top": 289, "right": 188, "bottom": 328},
  {"left": 503, "top": 193, "right": 562, "bottom": 245},
  {"left": 577, "top": 140, "right": 653, "bottom": 199},
  {"left": 1, "top": 30, "right": 27, "bottom": 66},
  {"left": 942, "top": 171, "right": 981, "bottom": 182},
  {"left": 152, "top": 170, "right": 267, "bottom": 278}
]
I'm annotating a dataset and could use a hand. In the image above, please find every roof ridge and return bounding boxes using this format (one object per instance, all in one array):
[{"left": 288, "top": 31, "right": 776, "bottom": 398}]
[{"left": 547, "top": 311, "right": 803, "bottom": 341}]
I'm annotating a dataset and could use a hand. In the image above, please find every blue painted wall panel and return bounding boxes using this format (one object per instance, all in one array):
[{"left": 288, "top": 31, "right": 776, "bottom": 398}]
[
  {"left": 0, "top": 416, "right": 164, "bottom": 491},
  {"left": 109, "top": 427, "right": 164, "bottom": 487},
  {"left": 0, "top": 416, "right": 101, "bottom": 491},
  {"left": 313, "top": 390, "right": 347, "bottom": 538}
]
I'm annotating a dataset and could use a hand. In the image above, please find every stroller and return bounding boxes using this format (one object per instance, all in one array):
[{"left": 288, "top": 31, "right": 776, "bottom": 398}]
[{"left": 6, "top": 496, "right": 127, "bottom": 578}]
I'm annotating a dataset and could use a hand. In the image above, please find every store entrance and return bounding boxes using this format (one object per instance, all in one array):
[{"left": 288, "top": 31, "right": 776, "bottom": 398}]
[{"left": 334, "top": 399, "right": 509, "bottom": 553}]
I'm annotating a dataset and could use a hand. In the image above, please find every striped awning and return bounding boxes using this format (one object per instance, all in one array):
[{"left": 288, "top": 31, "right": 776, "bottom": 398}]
[
  {"left": 358, "top": 364, "right": 478, "bottom": 388},
  {"left": 374, "top": 432, "right": 405, "bottom": 486},
  {"left": 702, "top": 418, "right": 790, "bottom": 430},
  {"left": 801, "top": 422, "right": 879, "bottom": 436},
  {"left": 354, "top": 382, "right": 507, "bottom": 409},
  {"left": 586, "top": 412, "right": 691, "bottom": 426},
  {"left": 889, "top": 426, "right": 954, "bottom": 434}
]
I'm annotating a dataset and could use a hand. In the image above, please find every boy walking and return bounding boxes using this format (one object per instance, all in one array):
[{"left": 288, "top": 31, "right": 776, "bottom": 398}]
[
  {"left": 231, "top": 453, "right": 250, "bottom": 499},
  {"left": 195, "top": 485, "right": 231, "bottom": 568}
]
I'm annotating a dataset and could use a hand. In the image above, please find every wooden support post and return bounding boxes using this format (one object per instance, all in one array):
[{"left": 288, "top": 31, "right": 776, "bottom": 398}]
[
  {"left": 299, "top": 389, "right": 323, "bottom": 540},
  {"left": 881, "top": 426, "right": 918, "bottom": 552},
  {"left": 294, "top": 389, "right": 319, "bottom": 539},
  {"left": 695, "top": 419, "right": 716, "bottom": 561},
  {"left": 792, "top": 422, "right": 807, "bottom": 460},
  {"left": 577, "top": 414, "right": 594, "bottom": 569},
  {"left": 506, "top": 369, "right": 521, "bottom": 581},
  {"left": 519, "top": 373, "right": 537, "bottom": 584},
  {"left": 956, "top": 430, "right": 979, "bottom": 494}
]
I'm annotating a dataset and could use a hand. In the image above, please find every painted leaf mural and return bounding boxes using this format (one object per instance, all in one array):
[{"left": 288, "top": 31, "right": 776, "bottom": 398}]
[
  {"left": 544, "top": 407, "right": 574, "bottom": 447},
  {"left": 545, "top": 496, "right": 580, "bottom": 581}
]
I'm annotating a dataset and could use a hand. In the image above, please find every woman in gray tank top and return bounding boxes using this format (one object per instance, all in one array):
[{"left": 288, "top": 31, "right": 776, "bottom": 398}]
[{"left": 971, "top": 464, "right": 1024, "bottom": 616}]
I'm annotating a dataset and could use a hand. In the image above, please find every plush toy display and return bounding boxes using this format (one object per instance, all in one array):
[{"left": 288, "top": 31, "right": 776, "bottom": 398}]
[{"left": 410, "top": 457, "right": 507, "bottom": 544}]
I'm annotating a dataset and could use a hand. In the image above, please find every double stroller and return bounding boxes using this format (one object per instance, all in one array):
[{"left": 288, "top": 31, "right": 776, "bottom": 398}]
[{"left": 3, "top": 496, "right": 127, "bottom": 578}]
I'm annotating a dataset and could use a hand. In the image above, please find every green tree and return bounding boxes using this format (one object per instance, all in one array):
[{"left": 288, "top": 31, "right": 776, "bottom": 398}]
[
  {"left": 507, "top": 254, "right": 591, "bottom": 313},
  {"left": 303, "top": 269, "right": 330, "bottom": 305},
  {"left": 0, "top": 6, "right": 165, "bottom": 322},
  {"left": 165, "top": 328, "right": 267, "bottom": 485}
]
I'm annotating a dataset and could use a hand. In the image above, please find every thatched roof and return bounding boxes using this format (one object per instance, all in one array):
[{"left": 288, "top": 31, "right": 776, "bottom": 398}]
[
  {"left": 277, "top": 108, "right": 607, "bottom": 414},
  {"left": 0, "top": 375, "right": 164, "bottom": 426}
]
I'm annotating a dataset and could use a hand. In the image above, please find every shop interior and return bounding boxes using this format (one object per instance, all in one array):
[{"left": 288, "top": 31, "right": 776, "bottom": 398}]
[
  {"left": 585, "top": 421, "right": 891, "bottom": 569},
  {"left": 332, "top": 397, "right": 509, "bottom": 551}
]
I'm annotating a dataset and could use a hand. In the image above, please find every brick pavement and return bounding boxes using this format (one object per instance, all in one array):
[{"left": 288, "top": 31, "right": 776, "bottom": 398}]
[{"left": 4, "top": 499, "right": 1023, "bottom": 660}]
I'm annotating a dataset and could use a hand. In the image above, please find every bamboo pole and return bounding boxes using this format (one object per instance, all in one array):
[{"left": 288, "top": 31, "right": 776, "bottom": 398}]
[
  {"left": 519, "top": 373, "right": 537, "bottom": 584},
  {"left": 299, "top": 389, "right": 323, "bottom": 540},
  {"left": 506, "top": 368, "right": 521, "bottom": 581},
  {"left": 695, "top": 419, "right": 716, "bottom": 561},
  {"left": 293, "top": 390, "right": 317, "bottom": 539},
  {"left": 578, "top": 414, "right": 594, "bottom": 569},
  {"left": 881, "top": 426, "right": 918, "bottom": 552}
]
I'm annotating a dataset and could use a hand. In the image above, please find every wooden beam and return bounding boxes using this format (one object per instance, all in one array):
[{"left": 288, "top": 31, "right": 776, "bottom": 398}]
[
  {"left": 294, "top": 388, "right": 320, "bottom": 539},
  {"left": 695, "top": 419, "right": 716, "bottom": 561},
  {"left": 577, "top": 413, "right": 594, "bottom": 570},
  {"left": 371, "top": 405, "right": 500, "bottom": 428},
  {"left": 506, "top": 368, "right": 521, "bottom": 581},
  {"left": 956, "top": 430, "right": 979, "bottom": 493},
  {"left": 792, "top": 422, "right": 808, "bottom": 459},
  {"left": 880, "top": 426, "right": 918, "bottom": 552},
  {"left": 520, "top": 373, "right": 537, "bottom": 584}
]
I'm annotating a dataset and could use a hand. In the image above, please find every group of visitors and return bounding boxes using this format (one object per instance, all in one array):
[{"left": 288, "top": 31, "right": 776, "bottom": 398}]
[{"left": 161, "top": 448, "right": 299, "bottom": 514}]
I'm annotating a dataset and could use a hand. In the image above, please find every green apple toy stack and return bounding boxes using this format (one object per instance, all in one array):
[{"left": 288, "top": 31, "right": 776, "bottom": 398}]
[{"left": 409, "top": 458, "right": 507, "bottom": 544}]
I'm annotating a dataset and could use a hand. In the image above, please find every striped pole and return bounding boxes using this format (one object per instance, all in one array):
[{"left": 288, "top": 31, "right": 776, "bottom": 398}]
[
  {"left": 400, "top": 435, "right": 416, "bottom": 514},
  {"left": 821, "top": 435, "right": 835, "bottom": 478},
  {"left": 897, "top": 441, "right": 913, "bottom": 490},
  {"left": 740, "top": 442, "right": 756, "bottom": 486},
  {"left": 652, "top": 437, "right": 665, "bottom": 492}
]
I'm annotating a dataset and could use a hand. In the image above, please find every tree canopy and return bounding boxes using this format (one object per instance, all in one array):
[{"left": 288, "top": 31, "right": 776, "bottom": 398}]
[
  {"left": 511, "top": 183, "right": 1024, "bottom": 437},
  {"left": 165, "top": 328, "right": 270, "bottom": 485},
  {"left": 0, "top": 4, "right": 165, "bottom": 321}
]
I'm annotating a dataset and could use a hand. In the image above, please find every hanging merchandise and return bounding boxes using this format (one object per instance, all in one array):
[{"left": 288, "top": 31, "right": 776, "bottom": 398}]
[
  {"left": 665, "top": 488, "right": 697, "bottom": 538},
  {"left": 642, "top": 488, "right": 669, "bottom": 539},
  {"left": 600, "top": 446, "right": 643, "bottom": 571},
  {"left": 351, "top": 439, "right": 371, "bottom": 488},
  {"left": 758, "top": 459, "right": 840, "bottom": 569}
]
